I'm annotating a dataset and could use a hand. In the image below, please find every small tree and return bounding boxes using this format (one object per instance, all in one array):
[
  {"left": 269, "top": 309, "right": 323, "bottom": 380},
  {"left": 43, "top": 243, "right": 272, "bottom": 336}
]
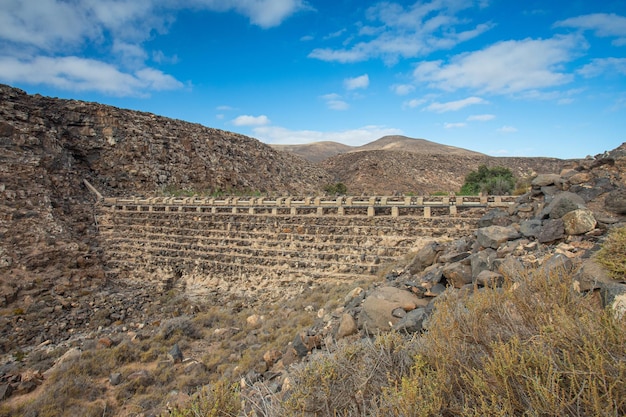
[
  {"left": 460, "top": 165, "right": 515, "bottom": 195},
  {"left": 324, "top": 182, "right": 347, "bottom": 195}
]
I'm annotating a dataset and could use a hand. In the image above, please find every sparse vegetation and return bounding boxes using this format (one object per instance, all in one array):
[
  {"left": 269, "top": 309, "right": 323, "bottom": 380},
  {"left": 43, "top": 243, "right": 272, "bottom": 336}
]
[
  {"left": 323, "top": 182, "right": 347, "bottom": 195},
  {"left": 595, "top": 225, "right": 626, "bottom": 279},
  {"left": 459, "top": 165, "right": 515, "bottom": 195}
]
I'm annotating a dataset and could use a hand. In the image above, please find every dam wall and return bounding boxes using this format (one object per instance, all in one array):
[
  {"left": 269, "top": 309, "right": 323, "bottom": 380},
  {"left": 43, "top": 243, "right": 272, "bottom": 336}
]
[{"left": 96, "top": 196, "right": 511, "bottom": 301}]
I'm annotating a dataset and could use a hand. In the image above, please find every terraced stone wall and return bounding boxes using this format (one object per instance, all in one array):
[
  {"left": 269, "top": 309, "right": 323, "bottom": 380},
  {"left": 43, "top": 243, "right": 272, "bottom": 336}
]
[{"left": 96, "top": 203, "right": 489, "bottom": 302}]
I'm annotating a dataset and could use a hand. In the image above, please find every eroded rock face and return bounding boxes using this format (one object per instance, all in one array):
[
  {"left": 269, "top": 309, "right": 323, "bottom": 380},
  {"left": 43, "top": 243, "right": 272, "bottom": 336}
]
[{"left": 0, "top": 83, "right": 331, "bottom": 351}]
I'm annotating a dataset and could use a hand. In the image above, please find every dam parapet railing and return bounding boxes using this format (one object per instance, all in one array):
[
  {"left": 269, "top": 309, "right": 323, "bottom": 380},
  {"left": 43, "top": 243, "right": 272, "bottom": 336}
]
[{"left": 100, "top": 195, "right": 516, "bottom": 218}]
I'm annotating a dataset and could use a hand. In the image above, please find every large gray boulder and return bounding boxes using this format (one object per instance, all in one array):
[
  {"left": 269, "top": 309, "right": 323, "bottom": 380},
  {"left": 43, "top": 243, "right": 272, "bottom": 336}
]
[
  {"left": 393, "top": 307, "right": 430, "bottom": 333},
  {"left": 605, "top": 189, "right": 626, "bottom": 214},
  {"left": 538, "top": 219, "right": 565, "bottom": 243},
  {"left": 407, "top": 242, "right": 440, "bottom": 274},
  {"left": 476, "top": 225, "right": 521, "bottom": 249},
  {"left": 532, "top": 174, "right": 562, "bottom": 187},
  {"left": 520, "top": 219, "right": 543, "bottom": 238},
  {"left": 358, "top": 287, "right": 429, "bottom": 333},
  {"left": 562, "top": 209, "right": 597, "bottom": 235},
  {"left": 572, "top": 259, "right": 617, "bottom": 292},
  {"left": 541, "top": 192, "right": 585, "bottom": 219},
  {"left": 443, "top": 262, "right": 473, "bottom": 288}
]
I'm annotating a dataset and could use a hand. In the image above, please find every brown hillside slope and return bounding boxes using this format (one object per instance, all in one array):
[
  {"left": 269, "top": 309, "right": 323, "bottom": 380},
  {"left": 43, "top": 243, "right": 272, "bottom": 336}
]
[
  {"left": 320, "top": 150, "right": 568, "bottom": 195},
  {"left": 271, "top": 141, "right": 352, "bottom": 163},
  {"left": 0, "top": 84, "right": 331, "bottom": 343}
]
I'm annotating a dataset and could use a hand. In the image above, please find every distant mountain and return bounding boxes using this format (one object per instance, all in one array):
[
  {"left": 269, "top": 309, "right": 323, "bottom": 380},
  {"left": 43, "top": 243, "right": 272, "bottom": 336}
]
[
  {"left": 270, "top": 141, "right": 352, "bottom": 163},
  {"left": 271, "top": 135, "right": 483, "bottom": 162},
  {"left": 353, "top": 135, "right": 484, "bottom": 156}
]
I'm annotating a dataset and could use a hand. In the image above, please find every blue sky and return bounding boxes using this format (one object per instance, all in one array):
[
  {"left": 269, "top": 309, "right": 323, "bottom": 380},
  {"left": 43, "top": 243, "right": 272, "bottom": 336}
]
[{"left": 1, "top": 0, "right": 625, "bottom": 159}]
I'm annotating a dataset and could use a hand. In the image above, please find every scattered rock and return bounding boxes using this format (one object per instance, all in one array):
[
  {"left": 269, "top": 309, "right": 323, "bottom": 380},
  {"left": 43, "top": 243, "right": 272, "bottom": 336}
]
[
  {"left": 541, "top": 192, "right": 585, "bottom": 219},
  {"left": 393, "top": 308, "right": 430, "bottom": 333},
  {"left": 572, "top": 259, "right": 616, "bottom": 292},
  {"left": 475, "top": 270, "right": 504, "bottom": 288},
  {"left": 476, "top": 225, "right": 521, "bottom": 249},
  {"left": 538, "top": 219, "right": 565, "bottom": 243},
  {"left": 168, "top": 344, "right": 183, "bottom": 363},
  {"left": 519, "top": 219, "right": 543, "bottom": 238},
  {"left": 532, "top": 174, "right": 562, "bottom": 187},
  {"left": 110, "top": 373, "right": 122, "bottom": 386},
  {"left": 562, "top": 209, "right": 597, "bottom": 235},
  {"left": 605, "top": 189, "right": 626, "bottom": 214},
  {"left": 442, "top": 262, "right": 472, "bottom": 288}
]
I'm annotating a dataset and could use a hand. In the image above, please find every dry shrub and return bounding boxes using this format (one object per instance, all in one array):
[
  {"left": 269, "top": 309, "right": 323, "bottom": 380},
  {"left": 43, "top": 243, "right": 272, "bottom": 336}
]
[
  {"left": 282, "top": 332, "right": 416, "bottom": 416},
  {"left": 380, "top": 266, "right": 626, "bottom": 416},
  {"left": 170, "top": 380, "right": 240, "bottom": 417},
  {"left": 595, "top": 225, "right": 626, "bottom": 279}
]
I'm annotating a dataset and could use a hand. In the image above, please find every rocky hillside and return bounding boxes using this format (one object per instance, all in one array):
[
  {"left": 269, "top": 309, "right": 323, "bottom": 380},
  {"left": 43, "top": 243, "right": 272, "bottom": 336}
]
[
  {"left": 238, "top": 144, "right": 626, "bottom": 416},
  {"left": 0, "top": 84, "right": 331, "bottom": 341},
  {"left": 320, "top": 150, "right": 569, "bottom": 195},
  {"left": 270, "top": 141, "right": 353, "bottom": 163}
]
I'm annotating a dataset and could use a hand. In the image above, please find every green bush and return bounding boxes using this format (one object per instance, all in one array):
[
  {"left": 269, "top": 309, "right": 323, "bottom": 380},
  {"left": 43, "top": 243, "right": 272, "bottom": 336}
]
[
  {"left": 324, "top": 182, "right": 347, "bottom": 195},
  {"left": 460, "top": 165, "right": 515, "bottom": 195}
]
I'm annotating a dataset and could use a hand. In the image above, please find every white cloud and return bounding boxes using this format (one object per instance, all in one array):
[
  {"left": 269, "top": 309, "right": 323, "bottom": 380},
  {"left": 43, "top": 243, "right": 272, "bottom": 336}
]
[
  {"left": 555, "top": 13, "right": 626, "bottom": 45},
  {"left": 467, "top": 114, "right": 495, "bottom": 121},
  {"left": 217, "top": 105, "right": 235, "bottom": 111},
  {"left": 444, "top": 122, "right": 467, "bottom": 129},
  {"left": 402, "top": 98, "right": 427, "bottom": 109},
  {"left": 321, "top": 93, "right": 349, "bottom": 110},
  {"left": 252, "top": 125, "right": 403, "bottom": 145},
  {"left": 0, "top": 0, "right": 310, "bottom": 94},
  {"left": 497, "top": 125, "right": 518, "bottom": 133},
  {"left": 344, "top": 74, "right": 370, "bottom": 90},
  {"left": 392, "top": 84, "right": 415, "bottom": 95},
  {"left": 0, "top": 56, "right": 182, "bottom": 96},
  {"left": 413, "top": 35, "right": 584, "bottom": 94},
  {"left": 308, "top": 1, "right": 493, "bottom": 64},
  {"left": 232, "top": 114, "right": 271, "bottom": 126},
  {"left": 426, "top": 96, "right": 487, "bottom": 112},
  {"left": 578, "top": 58, "right": 626, "bottom": 78}
]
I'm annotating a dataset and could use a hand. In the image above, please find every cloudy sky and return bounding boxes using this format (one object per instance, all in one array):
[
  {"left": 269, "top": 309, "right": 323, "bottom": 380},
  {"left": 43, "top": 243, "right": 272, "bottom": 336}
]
[{"left": 1, "top": 0, "right": 625, "bottom": 158}]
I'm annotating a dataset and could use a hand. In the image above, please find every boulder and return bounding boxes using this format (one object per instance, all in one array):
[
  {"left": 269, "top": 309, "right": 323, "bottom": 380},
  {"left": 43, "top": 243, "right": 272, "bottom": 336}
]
[
  {"left": 359, "top": 297, "right": 399, "bottom": 333},
  {"left": 538, "top": 219, "right": 565, "bottom": 243},
  {"left": 393, "top": 308, "right": 430, "bottom": 333},
  {"left": 416, "top": 264, "right": 444, "bottom": 288},
  {"left": 605, "top": 189, "right": 626, "bottom": 214},
  {"left": 562, "top": 209, "right": 597, "bottom": 235},
  {"left": 358, "top": 287, "right": 429, "bottom": 333},
  {"left": 475, "top": 270, "right": 504, "bottom": 288},
  {"left": 476, "top": 225, "right": 521, "bottom": 249},
  {"left": 168, "top": 343, "right": 183, "bottom": 363},
  {"left": 469, "top": 248, "right": 496, "bottom": 279},
  {"left": 368, "top": 286, "right": 428, "bottom": 310},
  {"left": 336, "top": 314, "right": 358, "bottom": 339},
  {"left": 519, "top": 219, "right": 543, "bottom": 238},
  {"left": 110, "top": 373, "right": 122, "bottom": 386},
  {"left": 478, "top": 209, "right": 511, "bottom": 228},
  {"left": 572, "top": 259, "right": 616, "bottom": 292},
  {"left": 600, "top": 283, "right": 626, "bottom": 319},
  {"left": 540, "top": 253, "right": 575, "bottom": 277},
  {"left": 443, "top": 262, "right": 472, "bottom": 288},
  {"left": 567, "top": 172, "right": 591, "bottom": 185},
  {"left": 541, "top": 192, "right": 585, "bottom": 219},
  {"left": 407, "top": 242, "right": 440, "bottom": 274},
  {"left": 532, "top": 174, "right": 562, "bottom": 187}
]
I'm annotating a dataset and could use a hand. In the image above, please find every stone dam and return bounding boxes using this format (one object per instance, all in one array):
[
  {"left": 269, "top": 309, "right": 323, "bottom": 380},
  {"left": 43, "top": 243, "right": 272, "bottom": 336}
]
[{"left": 95, "top": 194, "right": 516, "bottom": 301}]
